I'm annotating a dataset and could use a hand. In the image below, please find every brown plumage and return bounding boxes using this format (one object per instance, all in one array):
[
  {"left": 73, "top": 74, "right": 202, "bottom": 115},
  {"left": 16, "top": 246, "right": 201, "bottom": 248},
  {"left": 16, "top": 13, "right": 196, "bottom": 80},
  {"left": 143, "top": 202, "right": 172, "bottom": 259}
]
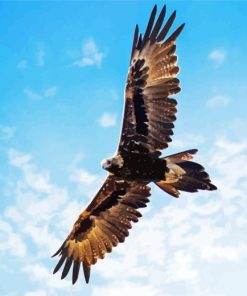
[
  {"left": 119, "top": 7, "right": 183, "bottom": 153},
  {"left": 53, "top": 176, "right": 150, "bottom": 284},
  {"left": 53, "top": 4, "right": 216, "bottom": 285}
]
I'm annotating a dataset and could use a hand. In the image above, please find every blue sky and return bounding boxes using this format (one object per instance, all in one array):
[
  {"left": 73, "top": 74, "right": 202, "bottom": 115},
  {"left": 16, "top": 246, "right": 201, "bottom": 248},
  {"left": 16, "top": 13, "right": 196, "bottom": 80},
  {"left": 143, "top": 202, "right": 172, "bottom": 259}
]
[{"left": 0, "top": 1, "right": 247, "bottom": 296}]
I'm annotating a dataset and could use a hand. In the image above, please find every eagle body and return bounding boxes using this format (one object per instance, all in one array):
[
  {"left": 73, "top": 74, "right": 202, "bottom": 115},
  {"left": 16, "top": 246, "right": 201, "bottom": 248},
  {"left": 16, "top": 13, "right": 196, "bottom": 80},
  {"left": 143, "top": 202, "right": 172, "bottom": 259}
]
[
  {"left": 102, "top": 150, "right": 167, "bottom": 182},
  {"left": 53, "top": 5, "right": 217, "bottom": 285}
]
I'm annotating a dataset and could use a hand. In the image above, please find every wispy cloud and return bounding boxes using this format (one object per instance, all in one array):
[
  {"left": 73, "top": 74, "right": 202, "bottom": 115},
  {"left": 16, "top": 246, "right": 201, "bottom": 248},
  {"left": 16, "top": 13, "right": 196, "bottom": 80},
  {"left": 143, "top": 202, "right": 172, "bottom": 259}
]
[
  {"left": 208, "top": 49, "right": 226, "bottom": 65},
  {"left": 43, "top": 86, "right": 57, "bottom": 98},
  {"left": 23, "top": 86, "right": 57, "bottom": 100},
  {"left": 8, "top": 149, "right": 32, "bottom": 167},
  {"left": 98, "top": 112, "right": 117, "bottom": 127},
  {"left": 23, "top": 89, "right": 42, "bottom": 100},
  {"left": 6, "top": 149, "right": 71, "bottom": 251},
  {"left": 25, "top": 290, "right": 46, "bottom": 296},
  {"left": 110, "top": 89, "right": 120, "bottom": 100},
  {"left": 2, "top": 136, "right": 247, "bottom": 295},
  {"left": 170, "top": 133, "right": 205, "bottom": 150},
  {"left": 37, "top": 44, "right": 45, "bottom": 67},
  {"left": 201, "top": 244, "right": 247, "bottom": 262},
  {"left": 70, "top": 168, "right": 98, "bottom": 185},
  {"left": 93, "top": 282, "right": 160, "bottom": 296},
  {"left": 72, "top": 39, "right": 104, "bottom": 68},
  {"left": 0, "top": 219, "right": 26, "bottom": 257},
  {"left": 93, "top": 137, "right": 247, "bottom": 295},
  {"left": 22, "top": 264, "right": 71, "bottom": 289},
  {"left": 16, "top": 60, "right": 27, "bottom": 69},
  {"left": 69, "top": 154, "right": 103, "bottom": 199},
  {"left": 207, "top": 94, "right": 231, "bottom": 107},
  {"left": 2, "top": 148, "right": 85, "bottom": 294},
  {"left": 0, "top": 125, "right": 15, "bottom": 140}
]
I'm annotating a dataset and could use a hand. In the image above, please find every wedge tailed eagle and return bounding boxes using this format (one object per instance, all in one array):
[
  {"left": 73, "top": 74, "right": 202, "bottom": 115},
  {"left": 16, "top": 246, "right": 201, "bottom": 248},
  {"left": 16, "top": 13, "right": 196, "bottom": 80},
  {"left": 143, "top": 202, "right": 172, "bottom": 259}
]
[{"left": 53, "top": 4, "right": 217, "bottom": 284}]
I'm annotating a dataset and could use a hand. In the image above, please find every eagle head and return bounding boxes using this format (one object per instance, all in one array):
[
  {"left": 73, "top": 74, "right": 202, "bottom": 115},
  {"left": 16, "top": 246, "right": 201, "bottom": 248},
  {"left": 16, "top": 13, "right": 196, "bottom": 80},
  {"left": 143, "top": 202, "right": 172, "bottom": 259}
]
[{"left": 101, "top": 154, "right": 124, "bottom": 172}]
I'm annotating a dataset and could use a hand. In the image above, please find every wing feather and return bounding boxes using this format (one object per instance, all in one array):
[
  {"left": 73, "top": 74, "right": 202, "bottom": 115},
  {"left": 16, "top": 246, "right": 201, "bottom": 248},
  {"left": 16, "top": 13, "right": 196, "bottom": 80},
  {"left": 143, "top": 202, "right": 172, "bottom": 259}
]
[
  {"left": 83, "top": 262, "right": 90, "bottom": 284},
  {"left": 118, "top": 5, "right": 184, "bottom": 153},
  {"left": 53, "top": 253, "right": 67, "bottom": 274},
  {"left": 157, "top": 10, "right": 176, "bottom": 42},
  {"left": 150, "top": 5, "right": 166, "bottom": 43},
  {"left": 166, "top": 23, "right": 185, "bottom": 43},
  {"left": 142, "top": 4, "right": 157, "bottom": 45},
  {"left": 72, "top": 259, "right": 80, "bottom": 285},
  {"left": 130, "top": 25, "right": 139, "bottom": 61},
  {"left": 53, "top": 5, "right": 184, "bottom": 286},
  {"left": 61, "top": 257, "right": 73, "bottom": 279},
  {"left": 52, "top": 175, "right": 150, "bottom": 284}
]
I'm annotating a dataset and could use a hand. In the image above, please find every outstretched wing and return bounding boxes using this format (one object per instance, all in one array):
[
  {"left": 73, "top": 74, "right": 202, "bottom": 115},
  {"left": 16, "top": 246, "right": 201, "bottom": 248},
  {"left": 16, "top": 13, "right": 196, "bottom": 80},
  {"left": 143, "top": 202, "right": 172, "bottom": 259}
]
[
  {"left": 52, "top": 175, "right": 150, "bottom": 284},
  {"left": 118, "top": 5, "right": 184, "bottom": 154}
]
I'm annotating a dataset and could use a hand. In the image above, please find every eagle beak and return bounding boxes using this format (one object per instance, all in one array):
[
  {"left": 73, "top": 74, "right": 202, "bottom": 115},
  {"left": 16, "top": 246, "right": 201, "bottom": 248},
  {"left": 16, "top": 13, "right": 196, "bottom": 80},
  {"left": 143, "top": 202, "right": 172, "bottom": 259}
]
[{"left": 101, "top": 159, "right": 110, "bottom": 170}]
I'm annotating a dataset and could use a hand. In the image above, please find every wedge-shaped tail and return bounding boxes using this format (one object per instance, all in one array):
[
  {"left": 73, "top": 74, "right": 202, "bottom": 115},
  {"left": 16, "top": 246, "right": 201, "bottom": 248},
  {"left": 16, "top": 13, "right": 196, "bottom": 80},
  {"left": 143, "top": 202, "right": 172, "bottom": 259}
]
[{"left": 155, "top": 149, "right": 217, "bottom": 197}]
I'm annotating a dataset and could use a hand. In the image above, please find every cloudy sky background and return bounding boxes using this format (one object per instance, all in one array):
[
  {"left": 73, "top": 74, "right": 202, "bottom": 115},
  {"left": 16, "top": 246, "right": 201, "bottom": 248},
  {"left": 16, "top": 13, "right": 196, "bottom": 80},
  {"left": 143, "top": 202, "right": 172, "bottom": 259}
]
[{"left": 1, "top": 1, "right": 247, "bottom": 295}]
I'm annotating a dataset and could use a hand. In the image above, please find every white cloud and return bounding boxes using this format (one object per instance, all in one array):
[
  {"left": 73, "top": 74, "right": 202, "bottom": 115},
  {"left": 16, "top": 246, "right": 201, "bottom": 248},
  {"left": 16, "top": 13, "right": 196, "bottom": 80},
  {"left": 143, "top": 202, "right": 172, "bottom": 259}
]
[
  {"left": 169, "top": 133, "right": 205, "bottom": 150},
  {"left": 6, "top": 149, "right": 78, "bottom": 255},
  {"left": 43, "top": 86, "right": 57, "bottom": 97},
  {"left": 37, "top": 44, "right": 45, "bottom": 67},
  {"left": 23, "top": 89, "right": 42, "bottom": 100},
  {"left": 72, "top": 39, "right": 104, "bottom": 68},
  {"left": 69, "top": 155, "right": 104, "bottom": 200},
  {"left": 110, "top": 89, "right": 120, "bottom": 100},
  {"left": 16, "top": 60, "right": 27, "bottom": 69},
  {"left": 22, "top": 264, "right": 71, "bottom": 289},
  {"left": 69, "top": 152, "right": 85, "bottom": 170},
  {"left": 2, "top": 137, "right": 247, "bottom": 295},
  {"left": 92, "top": 281, "right": 161, "bottom": 296},
  {"left": 0, "top": 218, "right": 26, "bottom": 257},
  {"left": 92, "top": 137, "right": 247, "bottom": 295},
  {"left": 5, "top": 207, "right": 22, "bottom": 224},
  {"left": 8, "top": 148, "right": 32, "bottom": 167},
  {"left": 0, "top": 126, "right": 15, "bottom": 140},
  {"left": 70, "top": 168, "right": 98, "bottom": 185},
  {"left": 9, "top": 150, "right": 52, "bottom": 194},
  {"left": 23, "top": 86, "right": 57, "bottom": 100},
  {"left": 208, "top": 49, "right": 226, "bottom": 65},
  {"left": 1, "top": 292, "right": 17, "bottom": 296},
  {"left": 165, "top": 250, "right": 198, "bottom": 283},
  {"left": 98, "top": 112, "right": 117, "bottom": 127},
  {"left": 207, "top": 95, "right": 231, "bottom": 107},
  {"left": 25, "top": 290, "right": 47, "bottom": 296},
  {"left": 202, "top": 244, "right": 247, "bottom": 262}
]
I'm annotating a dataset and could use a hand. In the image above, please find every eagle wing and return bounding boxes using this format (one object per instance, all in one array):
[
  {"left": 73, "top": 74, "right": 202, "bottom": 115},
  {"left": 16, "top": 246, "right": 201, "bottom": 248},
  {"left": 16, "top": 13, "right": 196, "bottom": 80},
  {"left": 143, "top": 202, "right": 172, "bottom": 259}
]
[
  {"left": 118, "top": 5, "right": 184, "bottom": 154},
  {"left": 53, "top": 175, "right": 150, "bottom": 284}
]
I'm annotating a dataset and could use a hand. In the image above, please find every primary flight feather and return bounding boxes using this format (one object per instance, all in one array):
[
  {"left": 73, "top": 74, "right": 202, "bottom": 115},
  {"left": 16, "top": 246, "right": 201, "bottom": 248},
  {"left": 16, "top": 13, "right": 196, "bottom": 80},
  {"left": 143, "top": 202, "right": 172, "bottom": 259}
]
[{"left": 52, "top": 4, "right": 217, "bottom": 284}]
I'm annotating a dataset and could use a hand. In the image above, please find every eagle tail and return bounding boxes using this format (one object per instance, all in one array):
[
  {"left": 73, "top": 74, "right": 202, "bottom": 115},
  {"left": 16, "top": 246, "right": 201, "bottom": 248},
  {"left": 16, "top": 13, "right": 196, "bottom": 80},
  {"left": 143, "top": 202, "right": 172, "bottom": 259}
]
[{"left": 154, "top": 149, "right": 217, "bottom": 198}]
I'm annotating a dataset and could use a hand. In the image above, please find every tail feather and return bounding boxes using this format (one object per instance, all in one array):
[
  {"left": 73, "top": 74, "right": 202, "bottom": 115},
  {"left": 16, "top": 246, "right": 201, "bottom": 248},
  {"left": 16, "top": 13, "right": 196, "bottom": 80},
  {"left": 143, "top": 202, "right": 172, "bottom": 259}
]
[
  {"left": 155, "top": 182, "right": 180, "bottom": 198},
  {"left": 155, "top": 149, "right": 217, "bottom": 197},
  {"left": 165, "top": 149, "right": 198, "bottom": 163}
]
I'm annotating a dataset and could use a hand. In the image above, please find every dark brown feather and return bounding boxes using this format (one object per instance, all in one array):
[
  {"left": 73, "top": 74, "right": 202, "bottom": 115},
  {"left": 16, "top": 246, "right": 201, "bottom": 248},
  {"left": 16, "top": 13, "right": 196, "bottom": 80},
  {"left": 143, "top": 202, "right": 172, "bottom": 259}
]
[
  {"left": 166, "top": 23, "right": 185, "bottom": 43},
  {"left": 130, "top": 24, "right": 139, "bottom": 60},
  {"left": 136, "top": 33, "right": 143, "bottom": 50},
  {"left": 83, "top": 262, "right": 91, "bottom": 284},
  {"left": 61, "top": 257, "right": 73, "bottom": 279},
  {"left": 157, "top": 10, "right": 176, "bottom": 42},
  {"left": 142, "top": 4, "right": 157, "bottom": 45},
  {"left": 150, "top": 5, "right": 166, "bottom": 43},
  {"left": 72, "top": 259, "right": 81, "bottom": 285},
  {"left": 53, "top": 253, "right": 67, "bottom": 274},
  {"left": 118, "top": 7, "right": 184, "bottom": 154},
  {"left": 52, "top": 175, "right": 150, "bottom": 284}
]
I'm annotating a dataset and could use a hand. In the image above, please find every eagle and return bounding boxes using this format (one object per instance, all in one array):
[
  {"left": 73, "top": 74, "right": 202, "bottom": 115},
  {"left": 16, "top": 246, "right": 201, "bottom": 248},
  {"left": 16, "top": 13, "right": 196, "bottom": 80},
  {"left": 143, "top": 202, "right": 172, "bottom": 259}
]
[{"left": 53, "top": 4, "right": 217, "bottom": 284}]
